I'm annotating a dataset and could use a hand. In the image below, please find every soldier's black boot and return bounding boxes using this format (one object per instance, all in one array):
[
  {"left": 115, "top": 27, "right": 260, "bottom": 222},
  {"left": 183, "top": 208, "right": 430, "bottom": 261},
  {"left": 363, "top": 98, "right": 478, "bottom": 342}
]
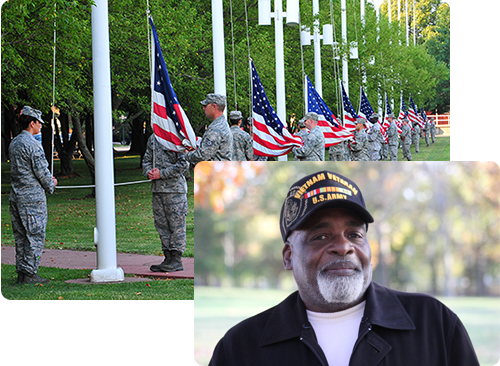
[
  {"left": 150, "top": 250, "right": 172, "bottom": 272},
  {"left": 150, "top": 251, "right": 183, "bottom": 272},
  {"left": 21, "top": 273, "right": 50, "bottom": 284},
  {"left": 16, "top": 272, "right": 24, "bottom": 284}
]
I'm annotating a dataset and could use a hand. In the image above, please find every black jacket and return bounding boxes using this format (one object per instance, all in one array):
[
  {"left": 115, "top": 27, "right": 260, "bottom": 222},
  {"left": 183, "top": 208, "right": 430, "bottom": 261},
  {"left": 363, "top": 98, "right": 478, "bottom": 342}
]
[{"left": 209, "top": 282, "right": 479, "bottom": 366}]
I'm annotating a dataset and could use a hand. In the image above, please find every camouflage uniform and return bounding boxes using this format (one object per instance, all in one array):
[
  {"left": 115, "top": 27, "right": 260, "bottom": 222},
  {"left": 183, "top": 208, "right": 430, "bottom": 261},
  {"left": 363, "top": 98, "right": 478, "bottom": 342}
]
[
  {"left": 424, "top": 120, "right": 431, "bottom": 146},
  {"left": 293, "top": 128, "right": 309, "bottom": 161},
  {"left": 367, "top": 123, "right": 384, "bottom": 161},
  {"left": 230, "top": 125, "right": 253, "bottom": 161},
  {"left": 401, "top": 122, "right": 412, "bottom": 161},
  {"left": 143, "top": 135, "right": 189, "bottom": 271},
  {"left": 9, "top": 130, "right": 55, "bottom": 276},
  {"left": 328, "top": 142, "right": 345, "bottom": 161},
  {"left": 350, "top": 129, "right": 370, "bottom": 161},
  {"left": 430, "top": 120, "right": 436, "bottom": 143},
  {"left": 186, "top": 115, "right": 233, "bottom": 162},
  {"left": 292, "top": 126, "right": 325, "bottom": 161},
  {"left": 412, "top": 123, "right": 421, "bottom": 153},
  {"left": 387, "top": 120, "right": 399, "bottom": 161}
]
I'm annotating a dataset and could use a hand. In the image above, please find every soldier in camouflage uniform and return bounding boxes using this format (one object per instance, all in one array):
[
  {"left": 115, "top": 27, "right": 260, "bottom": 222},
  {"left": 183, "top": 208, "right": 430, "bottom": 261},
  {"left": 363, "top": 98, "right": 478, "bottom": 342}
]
[
  {"left": 327, "top": 117, "right": 345, "bottom": 161},
  {"left": 229, "top": 111, "right": 253, "bottom": 161},
  {"left": 185, "top": 93, "right": 233, "bottom": 162},
  {"left": 386, "top": 114, "right": 399, "bottom": 161},
  {"left": 143, "top": 134, "right": 189, "bottom": 272},
  {"left": 293, "top": 118, "right": 309, "bottom": 161},
  {"left": 401, "top": 118, "right": 412, "bottom": 161},
  {"left": 9, "top": 106, "right": 57, "bottom": 284},
  {"left": 412, "top": 120, "right": 421, "bottom": 153},
  {"left": 367, "top": 113, "right": 384, "bottom": 161},
  {"left": 350, "top": 118, "right": 370, "bottom": 161},
  {"left": 424, "top": 118, "right": 431, "bottom": 147},
  {"left": 292, "top": 112, "right": 325, "bottom": 161}
]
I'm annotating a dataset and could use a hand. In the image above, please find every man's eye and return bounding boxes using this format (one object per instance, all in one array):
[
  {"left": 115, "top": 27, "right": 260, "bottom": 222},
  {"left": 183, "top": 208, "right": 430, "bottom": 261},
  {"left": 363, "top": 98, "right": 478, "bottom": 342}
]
[
  {"left": 312, "top": 234, "right": 328, "bottom": 241},
  {"left": 348, "top": 232, "right": 363, "bottom": 239}
]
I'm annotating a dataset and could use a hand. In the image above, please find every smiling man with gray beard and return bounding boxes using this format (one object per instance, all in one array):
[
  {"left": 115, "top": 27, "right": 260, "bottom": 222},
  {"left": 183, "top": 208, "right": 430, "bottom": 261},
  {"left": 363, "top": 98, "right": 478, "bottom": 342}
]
[{"left": 209, "top": 170, "right": 479, "bottom": 366}]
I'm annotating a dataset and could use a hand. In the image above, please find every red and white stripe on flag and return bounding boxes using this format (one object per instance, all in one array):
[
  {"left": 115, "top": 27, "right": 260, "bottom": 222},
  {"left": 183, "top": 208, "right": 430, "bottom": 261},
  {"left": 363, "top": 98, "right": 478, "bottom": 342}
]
[
  {"left": 317, "top": 116, "right": 354, "bottom": 147},
  {"left": 252, "top": 114, "right": 303, "bottom": 157}
]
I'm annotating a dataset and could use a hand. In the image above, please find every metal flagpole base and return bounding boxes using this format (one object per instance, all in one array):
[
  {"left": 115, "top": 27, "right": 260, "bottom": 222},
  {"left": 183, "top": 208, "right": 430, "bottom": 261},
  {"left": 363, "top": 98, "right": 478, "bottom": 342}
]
[{"left": 90, "top": 267, "right": 125, "bottom": 283}]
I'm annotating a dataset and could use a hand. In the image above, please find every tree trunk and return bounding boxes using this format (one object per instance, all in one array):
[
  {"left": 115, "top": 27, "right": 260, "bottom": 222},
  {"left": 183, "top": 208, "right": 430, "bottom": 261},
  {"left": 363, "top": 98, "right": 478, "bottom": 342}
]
[
  {"left": 129, "top": 118, "right": 149, "bottom": 164},
  {"left": 72, "top": 113, "right": 96, "bottom": 197},
  {"left": 53, "top": 112, "right": 77, "bottom": 176}
]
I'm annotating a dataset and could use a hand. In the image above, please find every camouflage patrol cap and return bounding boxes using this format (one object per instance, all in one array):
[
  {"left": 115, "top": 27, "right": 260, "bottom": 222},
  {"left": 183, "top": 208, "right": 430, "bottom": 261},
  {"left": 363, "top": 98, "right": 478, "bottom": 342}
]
[
  {"left": 229, "top": 111, "right": 243, "bottom": 120},
  {"left": 280, "top": 170, "right": 374, "bottom": 242},
  {"left": 22, "top": 106, "right": 45, "bottom": 124},
  {"left": 369, "top": 113, "right": 379, "bottom": 122},
  {"left": 387, "top": 113, "right": 395, "bottom": 119},
  {"left": 297, "top": 117, "right": 306, "bottom": 128},
  {"left": 303, "top": 112, "right": 319, "bottom": 122},
  {"left": 356, "top": 117, "right": 366, "bottom": 125},
  {"left": 200, "top": 93, "right": 226, "bottom": 106}
]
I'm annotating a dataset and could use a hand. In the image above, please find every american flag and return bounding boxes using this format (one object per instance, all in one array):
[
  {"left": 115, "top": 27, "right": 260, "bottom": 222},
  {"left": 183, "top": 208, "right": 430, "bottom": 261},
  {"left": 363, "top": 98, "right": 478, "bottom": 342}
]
[
  {"left": 383, "top": 93, "right": 391, "bottom": 130},
  {"left": 358, "top": 87, "right": 375, "bottom": 125},
  {"left": 408, "top": 96, "right": 425, "bottom": 129},
  {"left": 342, "top": 83, "right": 359, "bottom": 131},
  {"left": 251, "top": 60, "right": 302, "bottom": 157},
  {"left": 420, "top": 107, "right": 428, "bottom": 123},
  {"left": 306, "top": 76, "right": 353, "bottom": 147},
  {"left": 359, "top": 87, "right": 387, "bottom": 141},
  {"left": 386, "top": 93, "right": 402, "bottom": 134},
  {"left": 149, "top": 17, "right": 197, "bottom": 152}
]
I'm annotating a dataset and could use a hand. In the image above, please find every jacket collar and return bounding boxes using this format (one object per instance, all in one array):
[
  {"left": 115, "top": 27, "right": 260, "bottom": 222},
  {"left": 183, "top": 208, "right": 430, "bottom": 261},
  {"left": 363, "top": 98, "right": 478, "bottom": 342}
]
[
  {"left": 363, "top": 282, "right": 415, "bottom": 331},
  {"left": 260, "top": 282, "right": 415, "bottom": 347}
]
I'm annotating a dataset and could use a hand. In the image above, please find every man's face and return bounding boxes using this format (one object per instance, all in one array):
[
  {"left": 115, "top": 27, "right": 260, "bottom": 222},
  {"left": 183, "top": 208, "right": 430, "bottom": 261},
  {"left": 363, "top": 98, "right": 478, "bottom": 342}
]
[
  {"left": 355, "top": 122, "right": 364, "bottom": 131},
  {"left": 203, "top": 103, "right": 216, "bottom": 120},
  {"left": 304, "top": 118, "right": 316, "bottom": 130},
  {"left": 283, "top": 207, "right": 372, "bottom": 313}
]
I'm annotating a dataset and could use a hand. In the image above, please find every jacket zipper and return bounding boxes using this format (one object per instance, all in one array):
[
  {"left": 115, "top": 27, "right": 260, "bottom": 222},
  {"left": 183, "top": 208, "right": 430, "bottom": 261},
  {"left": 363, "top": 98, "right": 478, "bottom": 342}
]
[{"left": 300, "top": 335, "right": 328, "bottom": 366}]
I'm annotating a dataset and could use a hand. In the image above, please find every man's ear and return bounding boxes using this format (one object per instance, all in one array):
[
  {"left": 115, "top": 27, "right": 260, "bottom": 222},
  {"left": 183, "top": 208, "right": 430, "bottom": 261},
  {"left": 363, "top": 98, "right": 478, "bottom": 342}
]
[{"left": 282, "top": 242, "right": 293, "bottom": 270}]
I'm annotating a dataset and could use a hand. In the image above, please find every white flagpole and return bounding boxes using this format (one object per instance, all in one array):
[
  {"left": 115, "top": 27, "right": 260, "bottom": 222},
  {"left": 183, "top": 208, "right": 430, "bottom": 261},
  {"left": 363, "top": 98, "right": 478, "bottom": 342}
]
[
  {"left": 405, "top": 0, "right": 409, "bottom": 46},
  {"left": 341, "top": 0, "right": 348, "bottom": 97},
  {"left": 413, "top": 0, "right": 416, "bottom": 46},
  {"left": 212, "top": 0, "right": 227, "bottom": 118},
  {"left": 90, "top": 0, "right": 124, "bottom": 283}
]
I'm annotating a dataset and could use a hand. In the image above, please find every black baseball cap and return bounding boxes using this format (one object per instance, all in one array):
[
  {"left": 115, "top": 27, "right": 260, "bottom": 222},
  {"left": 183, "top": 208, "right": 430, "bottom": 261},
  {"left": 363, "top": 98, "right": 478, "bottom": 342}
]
[{"left": 280, "top": 170, "right": 374, "bottom": 242}]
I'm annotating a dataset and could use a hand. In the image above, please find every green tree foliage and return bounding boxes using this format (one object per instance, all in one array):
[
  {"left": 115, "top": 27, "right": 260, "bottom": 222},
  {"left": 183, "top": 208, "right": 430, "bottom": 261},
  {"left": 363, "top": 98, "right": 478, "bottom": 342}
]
[{"left": 2, "top": 0, "right": 449, "bottom": 164}]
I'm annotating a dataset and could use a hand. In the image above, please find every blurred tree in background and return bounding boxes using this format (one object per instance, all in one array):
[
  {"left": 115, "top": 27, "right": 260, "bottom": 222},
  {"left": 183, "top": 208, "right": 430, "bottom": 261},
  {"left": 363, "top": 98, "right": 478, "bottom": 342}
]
[{"left": 194, "top": 162, "right": 499, "bottom": 297}]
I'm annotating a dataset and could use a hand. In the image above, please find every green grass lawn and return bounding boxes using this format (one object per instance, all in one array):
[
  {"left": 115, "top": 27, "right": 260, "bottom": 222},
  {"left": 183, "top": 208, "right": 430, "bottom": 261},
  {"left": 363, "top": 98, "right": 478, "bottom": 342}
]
[
  {"left": 194, "top": 286, "right": 499, "bottom": 366},
  {"left": 1, "top": 156, "right": 194, "bottom": 257},
  {"left": 1, "top": 263, "right": 193, "bottom": 300}
]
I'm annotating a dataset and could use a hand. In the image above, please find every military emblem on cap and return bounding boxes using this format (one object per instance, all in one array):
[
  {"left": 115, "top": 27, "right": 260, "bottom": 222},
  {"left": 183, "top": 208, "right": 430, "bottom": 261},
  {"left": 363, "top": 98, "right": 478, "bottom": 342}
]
[
  {"left": 280, "top": 171, "right": 374, "bottom": 242},
  {"left": 200, "top": 93, "right": 226, "bottom": 106},
  {"left": 281, "top": 186, "right": 308, "bottom": 237},
  {"left": 22, "top": 106, "right": 45, "bottom": 124}
]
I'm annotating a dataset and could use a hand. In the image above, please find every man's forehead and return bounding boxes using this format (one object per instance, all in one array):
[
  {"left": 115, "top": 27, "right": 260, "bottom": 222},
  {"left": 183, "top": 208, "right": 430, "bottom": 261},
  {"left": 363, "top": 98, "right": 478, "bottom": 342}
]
[{"left": 299, "top": 207, "right": 365, "bottom": 229}]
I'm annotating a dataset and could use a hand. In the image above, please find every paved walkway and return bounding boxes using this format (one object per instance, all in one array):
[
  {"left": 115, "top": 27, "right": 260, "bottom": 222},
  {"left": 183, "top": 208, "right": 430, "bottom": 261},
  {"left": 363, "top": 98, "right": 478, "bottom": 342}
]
[{"left": 1, "top": 245, "right": 193, "bottom": 283}]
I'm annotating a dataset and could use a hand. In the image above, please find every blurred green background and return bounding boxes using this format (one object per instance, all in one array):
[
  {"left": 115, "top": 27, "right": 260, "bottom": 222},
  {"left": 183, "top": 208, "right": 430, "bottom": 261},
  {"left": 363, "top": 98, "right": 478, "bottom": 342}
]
[{"left": 194, "top": 162, "right": 500, "bottom": 366}]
